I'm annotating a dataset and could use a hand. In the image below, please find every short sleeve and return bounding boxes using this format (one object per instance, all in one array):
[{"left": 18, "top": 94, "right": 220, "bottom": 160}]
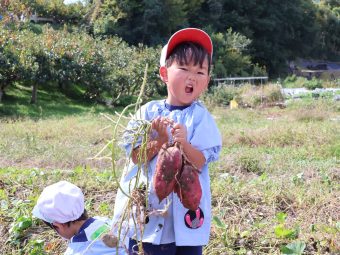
[
  {"left": 189, "top": 106, "right": 222, "bottom": 156},
  {"left": 202, "top": 146, "right": 221, "bottom": 164},
  {"left": 119, "top": 100, "right": 166, "bottom": 156},
  {"left": 120, "top": 120, "right": 144, "bottom": 156},
  {"left": 119, "top": 104, "right": 150, "bottom": 156}
]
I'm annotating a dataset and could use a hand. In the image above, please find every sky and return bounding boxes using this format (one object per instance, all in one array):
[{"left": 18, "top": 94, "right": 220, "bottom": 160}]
[{"left": 64, "top": 0, "right": 85, "bottom": 4}]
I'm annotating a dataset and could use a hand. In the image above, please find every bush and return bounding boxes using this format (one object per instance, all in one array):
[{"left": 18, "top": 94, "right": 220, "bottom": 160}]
[
  {"left": 284, "top": 74, "right": 298, "bottom": 84},
  {"left": 202, "top": 85, "right": 240, "bottom": 108},
  {"left": 236, "top": 84, "right": 284, "bottom": 108},
  {"left": 264, "top": 84, "right": 285, "bottom": 102},
  {"left": 283, "top": 75, "right": 308, "bottom": 88},
  {"left": 283, "top": 75, "right": 330, "bottom": 90},
  {"left": 322, "top": 79, "right": 340, "bottom": 88},
  {"left": 304, "top": 78, "right": 323, "bottom": 90}
]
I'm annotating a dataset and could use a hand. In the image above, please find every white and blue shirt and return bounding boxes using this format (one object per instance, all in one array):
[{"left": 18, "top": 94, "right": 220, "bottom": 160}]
[
  {"left": 112, "top": 100, "right": 222, "bottom": 246},
  {"left": 65, "top": 216, "right": 127, "bottom": 255}
]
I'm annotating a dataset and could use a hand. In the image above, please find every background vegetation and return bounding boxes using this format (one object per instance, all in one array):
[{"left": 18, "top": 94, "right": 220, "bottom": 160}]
[{"left": 1, "top": 0, "right": 339, "bottom": 107}]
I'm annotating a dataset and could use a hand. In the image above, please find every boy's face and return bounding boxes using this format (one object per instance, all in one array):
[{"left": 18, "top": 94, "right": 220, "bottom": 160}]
[
  {"left": 160, "top": 53, "right": 210, "bottom": 106},
  {"left": 52, "top": 222, "right": 78, "bottom": 240}
]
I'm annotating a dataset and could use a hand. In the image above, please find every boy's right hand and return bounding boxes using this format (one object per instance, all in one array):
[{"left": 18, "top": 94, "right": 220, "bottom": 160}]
[
  {"left": 151, "top": 117, "right": 173, "bottom": 144},
  {"left": 132, "top": 117, "right": 173, "bottom": 164}
]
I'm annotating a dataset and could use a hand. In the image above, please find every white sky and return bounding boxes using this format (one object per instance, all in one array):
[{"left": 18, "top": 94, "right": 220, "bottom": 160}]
[{"left": 64, "top": 0, "right": 84, "bottom": 4}]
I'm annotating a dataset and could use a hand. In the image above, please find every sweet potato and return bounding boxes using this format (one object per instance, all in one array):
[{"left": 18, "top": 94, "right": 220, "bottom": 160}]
[
  {"left": 153, "top": 143, "right": 182, "bottom": 202},
  {"left": 175, "top": 162, "right": 202, "bottom": 211}
]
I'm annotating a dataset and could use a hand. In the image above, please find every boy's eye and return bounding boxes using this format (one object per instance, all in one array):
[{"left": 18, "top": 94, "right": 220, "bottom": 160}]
[{"left": 197, "top": 72, "right": 205, "bottom": 75}]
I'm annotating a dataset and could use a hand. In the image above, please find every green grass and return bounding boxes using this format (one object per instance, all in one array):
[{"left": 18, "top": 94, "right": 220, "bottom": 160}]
[
  {"left": 0, "top": 94, "right": 339, "bottom": 254},
  {"left": 206, "top": 99, "right": 339, "bottom": 254},
  {"left": 0, "top": 83, "right": 119, "bottom": 118}
]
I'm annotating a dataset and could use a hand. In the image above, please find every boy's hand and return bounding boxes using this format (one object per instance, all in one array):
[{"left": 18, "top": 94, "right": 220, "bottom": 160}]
[
  {"left": 132, "top": 117, "right": 172, "bottom": 164},
  {"left": 171, "top": 123, "right": 206, "bottom": 170},
  {"left": 151, "top": 117, "right": 173, "bottom": 144},
  {"left": 171, "top": 123, "right": 188, "bottom": 145}
]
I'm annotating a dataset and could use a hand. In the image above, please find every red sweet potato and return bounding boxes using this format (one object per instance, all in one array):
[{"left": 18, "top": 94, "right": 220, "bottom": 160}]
[
  {"left": 153, "top": 143, "right": 182, "bottom": 203},
  {"left": 175, "top": 163, "right": 202, "bottom": 211}
]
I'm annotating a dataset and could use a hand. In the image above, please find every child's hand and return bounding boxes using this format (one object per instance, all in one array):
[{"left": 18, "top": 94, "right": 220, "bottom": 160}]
[
  {"left": 132, "top": 117, "right": 173, "bottom": 164},
  {"left": 171, "top": 123, "right": 205, "bottom": 170},
  {"left": 151, "top": 117, "right": 172, "bottom": 143},
  {"left": 171, "top": 123, "right": 188, "bottom": 145}
]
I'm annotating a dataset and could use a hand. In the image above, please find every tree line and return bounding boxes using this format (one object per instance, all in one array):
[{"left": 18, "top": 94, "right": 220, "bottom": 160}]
[
  {"left": 92, "top": 0, "right": 340, "bottom": 75},
  {"left": 3, "top": 0, "right": 340, "bottom": 75},
  {"left": 0, "top": 0, "right": 339, "bottom": 104}
]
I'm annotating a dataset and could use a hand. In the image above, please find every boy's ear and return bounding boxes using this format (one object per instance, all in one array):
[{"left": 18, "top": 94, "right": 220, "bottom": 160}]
[{"left": 159, "top": 66, "right": 168, "bottom": 83}]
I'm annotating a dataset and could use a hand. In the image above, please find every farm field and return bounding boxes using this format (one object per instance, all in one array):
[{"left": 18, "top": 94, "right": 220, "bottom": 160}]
[
  {"left": 1, "top": 1, "right": 340, "bottom": 253},
  {"left": 0, "top": 97, "right": 339, "bottom": 254}
]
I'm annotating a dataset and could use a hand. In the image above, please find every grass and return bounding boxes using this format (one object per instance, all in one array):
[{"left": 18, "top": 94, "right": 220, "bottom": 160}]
[
  {"left": 0, "top": 83, "right": 119, "bottom": 118},
  {"left": 0, "top": 92, "right": 339, "bottom": 254},
  {"left": 0, "top": 114, "right": 121, "bottom": 170},
  {"left": 207, "top": 98, "right": 339, "bottom": 254}
]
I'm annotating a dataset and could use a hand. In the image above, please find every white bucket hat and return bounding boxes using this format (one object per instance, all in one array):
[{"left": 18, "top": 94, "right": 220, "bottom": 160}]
[{"left": 32, "top": 181, "right": 85, "bottom": 224}]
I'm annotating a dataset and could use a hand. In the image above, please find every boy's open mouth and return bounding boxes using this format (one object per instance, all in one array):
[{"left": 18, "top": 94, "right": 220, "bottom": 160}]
[{"left": 185, "top": 85, "right": 193, "bottom": 93}]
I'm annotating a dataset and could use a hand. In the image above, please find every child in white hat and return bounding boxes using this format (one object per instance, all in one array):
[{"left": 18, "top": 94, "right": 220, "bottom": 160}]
[{"left": 32, "top": 180, "right": 127, "bottom": 255}]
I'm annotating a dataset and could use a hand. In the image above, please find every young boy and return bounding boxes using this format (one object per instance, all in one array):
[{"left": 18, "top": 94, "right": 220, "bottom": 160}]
[
  {"left": 112, "top": 28, "right": 222, "bottom": 255},
  {"left": 32, "top": 180, "right": 127, "bottom": 255}
]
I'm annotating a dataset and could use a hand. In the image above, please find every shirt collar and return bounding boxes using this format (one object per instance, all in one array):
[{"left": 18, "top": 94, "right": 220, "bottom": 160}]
[
  {"left": 71, "top": 217, "right": 95, "bottom": 243},
  {"left": 164, "top": 100, "right": 192, "bottom": 112}
]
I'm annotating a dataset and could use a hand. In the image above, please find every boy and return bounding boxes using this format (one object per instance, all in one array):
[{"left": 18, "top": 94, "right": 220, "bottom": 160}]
[
  {"left": 113, "top": 28, "right": 222, "bottom": 255},
  {"left": 32, "top": 180, "right": 127, "bottom": 255}
]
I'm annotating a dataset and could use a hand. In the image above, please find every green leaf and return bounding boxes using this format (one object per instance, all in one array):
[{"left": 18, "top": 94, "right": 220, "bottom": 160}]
[
  {"left": 241, "top": 230, "right": 250, "bottom": 238},
  {"left": 336, "top": 221, "right": 340, "bottom": 231},
  {"left": 274, "top": 224, "right": 297, "bottom": 239},
  {"left": 212, "top": 216, "right": 226, "bottom": 229},
  {"left": 17, "top": 216, "right": 32, "bottom": 230},
  {"left": 276, "top": 212, "right": 287, "bottom": 224},
  {"left": 280, "top": 241, "right": 306, "bottom": 255},
  {"left": 280, "top": 246, "right": 295, "bottom": 254},
  {"left": 310, "top": 224, "right": 316, "bottom": 232}
]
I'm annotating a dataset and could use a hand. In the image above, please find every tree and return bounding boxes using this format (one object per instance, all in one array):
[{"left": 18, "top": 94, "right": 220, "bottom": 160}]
[
  {"left": 211, "top": 28, "right": 266, "bottom": 78},
  {"left": 210, "top": 0, "right": 320, "bottom": 76},
  {"left": 0, "top": 29, "right": 21, "bottom": 102},
  {"left": 94, "top": 0, "right": 190, "bottom": 45},
  {"left": 314, "top": 1, "right": 340, "bottom": 59}
]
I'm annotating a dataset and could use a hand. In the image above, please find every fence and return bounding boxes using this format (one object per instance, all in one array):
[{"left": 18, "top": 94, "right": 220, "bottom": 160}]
[{"left": 214, "top": 76, "right": 268, "bottom": 86}]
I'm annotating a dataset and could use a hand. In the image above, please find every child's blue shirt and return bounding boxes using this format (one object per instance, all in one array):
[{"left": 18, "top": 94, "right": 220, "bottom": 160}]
[
  {"left": 65, "top": 216, "right": 127, "bottom": 255},
  {"left": 113, "top": 100, "right": 222, "bottom": 246}
]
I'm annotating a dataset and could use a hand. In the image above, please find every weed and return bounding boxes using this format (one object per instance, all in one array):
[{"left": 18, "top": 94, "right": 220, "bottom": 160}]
[
  {"left": 237, "top": 154, "right": 262, "bottom": 174},
  {"left": 273, "top": 212, "right": 299, "bottom": 239}
]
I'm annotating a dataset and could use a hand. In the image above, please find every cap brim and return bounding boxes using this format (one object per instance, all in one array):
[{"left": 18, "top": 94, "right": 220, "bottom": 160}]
[{"left": 167, "top": 28, "right": 213, "bottom": 60}]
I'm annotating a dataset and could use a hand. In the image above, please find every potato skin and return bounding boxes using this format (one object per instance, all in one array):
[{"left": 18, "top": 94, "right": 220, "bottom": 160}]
[
  {"left": 175, "top": 163, "right": 202, "bottom": 211},
  {"left": 153, "top": 143, "right": 182, "bottom": 203}
]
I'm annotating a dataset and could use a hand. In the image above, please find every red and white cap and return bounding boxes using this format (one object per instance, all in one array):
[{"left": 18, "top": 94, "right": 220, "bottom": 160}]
[{"left": 160, "top": 28, "right": 213, "bottom": 66}]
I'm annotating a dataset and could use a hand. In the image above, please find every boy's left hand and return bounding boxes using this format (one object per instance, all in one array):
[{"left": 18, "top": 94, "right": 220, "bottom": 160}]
[
  {"left": 171, "top": 122, "right": 206, "bottom": 170},
  {"left": 171, "top": 123, "right": 188, "bottom": 145}
]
